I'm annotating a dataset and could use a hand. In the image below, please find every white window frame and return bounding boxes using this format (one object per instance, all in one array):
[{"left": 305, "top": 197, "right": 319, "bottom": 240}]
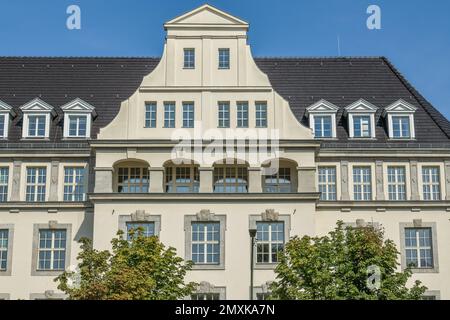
[
  {"left": 352, "top": 166, "right": 373, "bottom": 201},
  {"left": 26, "top": 167, "right": 47, "bottom": 202},
  {"left": 164, "top": 102, "right": 176, "bottom": 128},
  {"left": 0, "top": 167, "right": 9, "bottom": 203},
  {"left": 145, "top": 102, "right": 157, "bottom": 128},
  {"left": 255, "top": 102, "right": 267, "bottom": 128},
  {"left": 61, "top": 98, "right": 96, "bottom": 139},
  {"left": 306, "top": 100, "right": 338, "bottom": 138},
  {"left": 236, "top": 102, "right": 248, "bottom": 128},
  {"left": 384, "top": 99, "right": 417, "bottom": 140},
  {"left": 20, "top": 98, "right": 55, "bottom": 139},
  {"left": 256, "top": 221, "right": 285, "bottom": 264},
  {"left": 421, "top": 166, "right": 441, "bottom": 201},
  {"left": 0, "top": 101, "right": 14, "bottom": 139},
  {"left": 218, "top": 102, "right": 230, "bottom": 128},
  {"left": 404, "top": 228, "right": 433, "bottom": 269},
  {"left": 184, "top": 48, "right": 195, "bottom": 69},
  {"left": 63, "top": 167, "right": 86, "bottom": 202},
  {"left": 318, "top": 166, "right": 337, "bottom": 201},
  {"left": 218, "top": 48, "right": 230, "bottom": 69},
  {"left": 387, "top": 166, "right": 407, "bottom": 201},
  {"left": 36, "top": 229, "right": 67, "bottom": 271},
  {"left": 344, "top": 99, "right": 378, "bottom": 139},
  {"left": 182, "top": 102, "right": 195, "bottom": 128}
]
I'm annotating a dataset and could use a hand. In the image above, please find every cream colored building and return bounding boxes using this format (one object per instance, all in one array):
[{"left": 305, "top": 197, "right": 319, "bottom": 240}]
[{"left": 0, "top": 4, "right": 449, "bottom": 300}]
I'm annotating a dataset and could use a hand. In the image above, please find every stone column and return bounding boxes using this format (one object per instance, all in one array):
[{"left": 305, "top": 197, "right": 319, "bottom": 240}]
[
  {"left": 445, "top": 161, "right": 450, "bottom": 200},
  {"left": 48, "top": 160, "right": 60, "bottom": 201},
  {"left": 340, "top": 161, "right": 350, "bottom": 200},
  {"left": 199, "top": 167, "right": 214, "bottom": 193},
  {"left": 94, "top": 167, "right": 113, "bottom": 193},
  {"left": 410, "top": 160, "right": 420, "bottom": 200},
  {"left": 149, "top": 167, "right": 164, "bottom": 193},
  {"left": 248, "top": 167, "right": 262, "bottom": 193},
  {"left": 10, "top": 160, "right": 22, "bottom": 201},
  {"left": 375, "top": 160, "right": 385, "bottom": 201},
  {"left": 297, "top": 167, "right": 317, "bottom": 193}
]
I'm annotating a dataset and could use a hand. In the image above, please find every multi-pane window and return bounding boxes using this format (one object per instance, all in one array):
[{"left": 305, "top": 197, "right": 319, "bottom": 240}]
[
  {"left": 256, "top": 222, "right": 284, "bottom": 264},
  {"left": 218, "top": 48, "right": 230, "bottom": 69},
  {"left": 392, "top": 116, "right": 411, "bottom": 138},
  {"left": 353, "top": 115, "right": 371, "bottom": 138},
  {"left": 184, "top": 48, "right": 195, "bottom": 69},
  {"left": 26, "top": 167, "right": 46, "bottom": 202},
  {"left": 236, "top": 102, "right": 249, "bottom": 128},
  {"left": 353, "top": 167, "right": 372, "bottom": 201},
  {"left": 126, "top": 222, "right": 155, "bottom": 240},
  {"left": 0, "top": 168, "right": 8, "bottom": 202},
  {"left": 68, "top": 115, "right": 87, "bottom": 137},
  {"left": 145, "top": 103, "right": 157, "bottom": 128},
  {"left": 183, "top": 102, "right": 195, "bottom": 128},
  {"left": 0, "top": 229, "right": 8, "bottom": 271},
  {"left": 37, "top": 229, "right": 66, "bottom": 271},
  {"left": 264, "top": 168, "right": 291, "bottom": 193},
  {"left": 318, "top": 167, "right": 337, "bottom": 201},
  {"left": 165, "top": 166, "right": 199, "bottom": 193},
  {"left": 0, "top": 114, "right": 5, "bottom": 138},
  {"left": 255, "top": 102, "right": 267, "bottom": 128},
  {"left": 164, "top": 102, "right": 176, "bottom": 128},
  {"left": 191, "top": 222, "right": 220, "bottom": 264},
  {"left": 117, "top": 167, "right": 149, "bottom": 193},
  {"left": 422, "top": 167, "right": 441, "bottom": 201},
  {"left": 314, "top": 115, "right": 332, "bottom": 138},
  {"left": 387, "top": 166, "right": 406, "bottom": 201},
  {"left": 191, "top": 293, "right": 220, "bottom": 300},
  {"left": 63, "top": 167, "right": 85, "bottom": 202},
  {"left": 405, "top": 228, "right": 433, "bottom": 269},
  {"left": 214, "top": 165, "right": 248, "bottom": 193},
  {"left": 28, "top": 115, "right": 46, "bottom": 137},
  {"left": 218, "top": 102, "right": 230, "bottom": 128}
]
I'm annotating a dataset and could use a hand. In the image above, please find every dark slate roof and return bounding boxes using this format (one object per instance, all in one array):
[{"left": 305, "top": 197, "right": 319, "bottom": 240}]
[{"left": 0, "top": 56, "right": 449, "bottom": 148}]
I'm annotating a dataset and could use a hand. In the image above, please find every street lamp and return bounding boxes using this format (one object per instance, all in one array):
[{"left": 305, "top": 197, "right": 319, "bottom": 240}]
[{"left": 249, "top": 228, "right": 257, "bottom": 301}]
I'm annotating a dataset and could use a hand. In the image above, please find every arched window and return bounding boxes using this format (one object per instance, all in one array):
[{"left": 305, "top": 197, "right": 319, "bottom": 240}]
[
  {"left": 114, "top": 160, "right": 149, "bottom": 193},
  {"left": 165, "top": 161, "right": 199, "bottom": 193},
  {"left": 262, "top": 159, "right": 297, "bottom": 193},
  {"left": 213, "top": 160, "right": 248, "bottom": 193}
]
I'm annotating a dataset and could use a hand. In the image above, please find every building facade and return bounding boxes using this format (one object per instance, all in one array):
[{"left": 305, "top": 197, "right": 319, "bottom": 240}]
[{"left": 0, "top": 5, "right": 449, "bottom": 300}]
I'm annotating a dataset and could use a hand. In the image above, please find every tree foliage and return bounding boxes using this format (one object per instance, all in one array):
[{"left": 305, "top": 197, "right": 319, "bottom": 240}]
[
  {"left": 55, "top": 229, "right": 196, "bottom": 300},
  {"left": 270, "top": 221, "right": 427, "bottom": 300}
]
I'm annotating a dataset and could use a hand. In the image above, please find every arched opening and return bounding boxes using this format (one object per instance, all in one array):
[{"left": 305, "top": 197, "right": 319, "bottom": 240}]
[
  {"left": 113, "top": 159, "right": 150, "bottom": 193},
  {"left": 164, "top": 160, "right": 199, "bottom": 193},
  {"left": 213, "top": 159, "right": 249, "bottom": 193},
  {"left": 262, "top": 158, "right": 298, "bottom": 193}
]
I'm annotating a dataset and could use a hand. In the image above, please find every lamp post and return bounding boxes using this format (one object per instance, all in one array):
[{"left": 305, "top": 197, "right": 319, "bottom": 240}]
[{"left": 249, "top": 228, "right": 257, "bottom": 301}]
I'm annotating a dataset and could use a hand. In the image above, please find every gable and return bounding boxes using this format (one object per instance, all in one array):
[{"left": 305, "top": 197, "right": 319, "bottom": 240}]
[
  {"left": 345, "top": 99, "right": 378, "bottom": 113},
  {"left": 384, "top": 99, "right": 417, "bottom": 113},
  {"left": 20, "top": 98, "right": 55, "bottom": 113},
  {"left": 61, "top": 98, "right": 96, "bottom": 115},
  {"left": 306, "top": 99, "right": 339, "bottom": 115}
]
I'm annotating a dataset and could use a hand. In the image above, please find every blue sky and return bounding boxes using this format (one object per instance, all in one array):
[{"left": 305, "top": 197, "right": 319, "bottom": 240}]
[{"left": 1, "top": 0, "right": 449, "bottom": 119}]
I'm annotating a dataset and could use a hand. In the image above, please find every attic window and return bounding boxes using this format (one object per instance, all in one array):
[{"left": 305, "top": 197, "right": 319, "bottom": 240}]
[
  {"left": 184, "top": 48, "right": 195, "bottom": 69},
  {"left": 218, "top": 49, "right": 230, "bottom": 69},
  {"left": 344, "top": 99, "right": 378, "bottom": 139},
  {"left": 61, "top": 98, "right": 96, "bottom": 139},
  {"left": 20, "top": 98, "right": 55, "bottom": 139},
  {"left": 306, "top": 100, "right": 339, "bottom": 139},
  {"left": 0, "top": 100, "right": 15, "bottom": 139},
  {"left": 383, "top": 99, "right": 417, "bottom": 140}
]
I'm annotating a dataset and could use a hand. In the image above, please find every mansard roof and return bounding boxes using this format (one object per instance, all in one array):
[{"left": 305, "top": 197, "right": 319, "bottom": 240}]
[{"left": 0, "top": 56, "right": 449, "bottom": 148}]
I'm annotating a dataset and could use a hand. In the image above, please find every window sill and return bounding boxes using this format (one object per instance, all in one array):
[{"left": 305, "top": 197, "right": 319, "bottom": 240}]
[
  {"left": 191, "top": 264, "right": 225, "bottom": 271},
  {"left": 407, "top": 267, "right": 439, "bottom": 274},
  {"left": 254, "top": 263, "right": 278, "bottom": 270},
  {"left": 31, "top": 269, "right": 65, "bottom": 276}
]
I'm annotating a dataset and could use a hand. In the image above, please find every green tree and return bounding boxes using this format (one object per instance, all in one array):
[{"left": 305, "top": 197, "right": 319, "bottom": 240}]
[
  {"left": 270, "top": 221, "right": 426, "bottom": 300},
  {"left": 55, "top": 229, "right": 196, "bottom": 300}
]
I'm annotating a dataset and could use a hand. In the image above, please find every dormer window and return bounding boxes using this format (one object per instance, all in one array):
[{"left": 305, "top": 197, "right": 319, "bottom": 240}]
[
  {"left": 306, "top": 100, "right": 339, "bottom": 139},
  {"left": 184, "top": 48, "right": 195, "bottom": 69},
  {"left": 20, "top": 98, "right": 55, "bottom": 139},
  {"left": 61, "top": 98, "right": 96, "bottom": 139},
  {"left": 383, "top": 99, "right": 417, "bottom": 140},
  {"left": 0, "top": 100, "right": 15, "bottom": 139},
  {"left": 218, "top": 48, "right": 230, "bottom": 69},
  {"left": 345, "top": 99, "right": 378, "bottom": 139}
]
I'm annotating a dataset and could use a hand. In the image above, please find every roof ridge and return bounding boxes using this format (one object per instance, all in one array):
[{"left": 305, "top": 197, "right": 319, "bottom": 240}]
[
  {"left": 253, "top": 56, "right": 383, "bottom": 59},
  {"left": 0, "top": 56, "right": 161, "bottom": 59},
  {"left": 382, "top": 57, "right": 450, "bottom": 139}
]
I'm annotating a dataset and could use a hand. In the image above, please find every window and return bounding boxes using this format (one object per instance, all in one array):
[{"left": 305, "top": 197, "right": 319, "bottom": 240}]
[
  {"left": 164, "top": 102, "right": 176, "bottom": 128},
  {"left": 0, "top": 229, "right": 8, "bottom": 271},
  {"left": 126, "top": 222, "right": 155, "bottom": 240},
  {"left": 392, "top": 116, "right": 411, "bottom": 138},
  {"left": 37, "top": 229, "right": 66, "bottom": 271},
  {"left": 0, "top": 114, "right": 6, "bottom": 138},
  {"left": 0, "top": 168, "right": 8, "bottom": 202},
  {"left": 264, "top": 168, "right": 291, "bottom": 193},
  {"left": 28, "top": 115, "right": 46, "bottom": 137},
  {"left": 191, "top": 293, "right": 220, "bottom": 300},
  {"left": 117, "top": 167, "right": 149, "bottom": 193},
  {"left": 405, "top": 228, "right": 433, "bottom": 269},
  {"left": 255, "top": 102, "right": 267, "bottom": 128},
  {"left": 318, "top": 167, "right": 337, "bottom": 201},
  {"left": 353, "top": 115, "right": 371, "bottom": 138},
  {"left": 387, "top": 166, "right": 406, "bottom": 201},
  {"left": 64, "top": 167, "right": 85, "bottom": 202},
  {"left": 26, "top": 167, "right": 46, "bottom": 202},
  {"left": 165, "top": 166, "right": 199, "bottom": 193},
  {"left": 218, "top": 48, "right": 230, "bottom": 69},
  {"left": 184, "top": 49, "right": 195, "bottom": 69},
  {"left": 191, "top": 222, "right": 220, "bottom": 265},
  {"left": 236, "top": 102, "right": 248, "bottom": 128},
  {"left": 314, "top": 115, "right": 332, "bottom": 138},
  {"left": 67, "top": 115, "right": 87, "bottom": 137},
  {"left": 145, "top": 103, "right": 157, "bottom": 128},
  {"left": 422, "top": 167, "right": 441, "bottom": 201},
  {"left": 353, "top": 167, "right": 372, "bottom": 201},
  {"left": 214, "top": 165, "right": 248, "bottom": 193},
  {"left": 218, "top": 102, "right": 230, "bottom": 128},
  {"left": 256, "top": 222, "right": 284, "bottom": 264},
  {"left": 183, "top": 102, "right": 194, "bottom": 128}
]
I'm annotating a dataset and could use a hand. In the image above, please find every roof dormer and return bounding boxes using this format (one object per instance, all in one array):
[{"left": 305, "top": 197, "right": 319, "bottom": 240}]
[
  {"left": 0, "top": 100, "right": 16, "bottom": 139},
  {"left": 20, "top": 98, "right": 56, "bottom": 139},
  {"left": 383, "top": 99, "right": 417, "bottom": 139},
  {"left": 344, "top": 99, "right": 378, "bottom": 139},
  {"left": 61, "top": 98, "right": 96, "bottom": 139},
  {"left": 306, "top": 99, "right": 339, "bottom": 138}
]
